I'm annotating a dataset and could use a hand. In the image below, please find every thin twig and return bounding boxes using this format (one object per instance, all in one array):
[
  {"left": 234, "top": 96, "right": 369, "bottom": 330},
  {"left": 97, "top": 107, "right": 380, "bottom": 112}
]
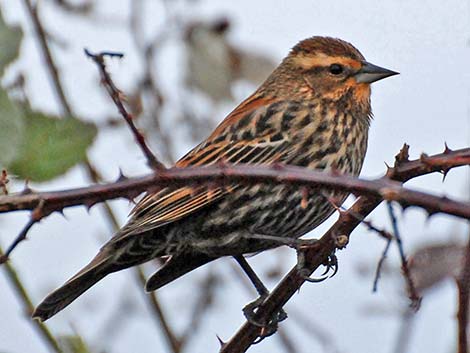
[
  {"left": 0, "top": 219, "right": 37, "bottom": 264},
  {"left": 136, "top": 268, "right": 182, "bottom": 353},
  {"left": 372, "top": 238, "right": 392, "bottom": 292},
  {"left": 84, "top": 49, "right": 166, "bottom": 170},
  {"left": 387, "top": 202, "right": 421, "bottom": 309},
  {"left": 0, "top": 246, "right": 64, "bottom": 353},
  {"left": 21, "top": 0, "right": 73, "bottom": 115},
  {"left": 129, "top": 1, "right": 174, "bottom": 163},
  {"left": 179, "top": 271, "right": 219, "bottom": 349}
]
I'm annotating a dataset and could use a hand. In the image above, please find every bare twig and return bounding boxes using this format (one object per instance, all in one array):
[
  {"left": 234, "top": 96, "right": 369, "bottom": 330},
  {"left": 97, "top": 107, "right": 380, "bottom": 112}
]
[
  {"left": 0, "top": 219, "right": 37, "bottom": 264},
  {"left": 0, "top": 246, "right": 64, "bottom": 353},
  {"left": 179, "top": 271, "right": 219, "bottom": 349},
  {"left": 387, "top": 202, "right": 421, "bottom": 309},
  {"left": 372, "top": 238, "right": 393, "bottom": 292},
  {"left": 21, "top": 0, "right": 73, "bottom": 115},
  {"left": 457, "top": 228, "right": 470, "bottom": 353},
  {"left": 136, "top": 268, "right": 181, "bottom": 353},
  {"left": 84, "top": 49, "right": 166, "bottom": 170},
  {"left": 129, "top": 1, "right": 174, "bottom": 163}
]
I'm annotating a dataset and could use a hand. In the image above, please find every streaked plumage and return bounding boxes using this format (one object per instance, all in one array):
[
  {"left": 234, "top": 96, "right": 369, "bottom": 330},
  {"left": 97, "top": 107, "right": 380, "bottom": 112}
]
[{"left": 33, "top": 36, "right": 397, "bottom": 321}]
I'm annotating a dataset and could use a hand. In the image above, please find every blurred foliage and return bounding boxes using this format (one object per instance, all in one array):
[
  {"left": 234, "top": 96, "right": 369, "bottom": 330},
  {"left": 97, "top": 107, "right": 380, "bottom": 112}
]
[
  {"left": 58, "top": 335, "right": 93, "bottom": 353},
  {"left": 0, "top": 9, "right": 97, "bottom": 182},
  {"left": 0, "top": 88, "right": 24, "bottom": 166},
  {"left": 0, "top": 9, "right": 22, "bottom": 77},
  {"left": 8, "top": 111, "right": 97, "bottom": 182}
]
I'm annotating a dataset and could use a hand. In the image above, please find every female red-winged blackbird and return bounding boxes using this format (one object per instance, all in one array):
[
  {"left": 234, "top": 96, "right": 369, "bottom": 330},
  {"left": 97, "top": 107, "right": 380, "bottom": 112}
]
[{"left": 33, "top": 36, "right": 397, "bottom": 321}]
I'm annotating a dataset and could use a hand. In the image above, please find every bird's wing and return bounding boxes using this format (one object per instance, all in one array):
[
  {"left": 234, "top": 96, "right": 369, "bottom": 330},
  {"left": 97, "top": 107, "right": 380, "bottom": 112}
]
[{"left": 113, "top": 96, "right": 292, "bottom": 240}]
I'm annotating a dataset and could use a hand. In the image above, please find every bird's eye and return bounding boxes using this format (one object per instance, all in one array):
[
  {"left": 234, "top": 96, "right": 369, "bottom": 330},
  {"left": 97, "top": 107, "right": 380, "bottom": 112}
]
[{"left": 329, "top": 64, "right": 344, "bottom": 75}]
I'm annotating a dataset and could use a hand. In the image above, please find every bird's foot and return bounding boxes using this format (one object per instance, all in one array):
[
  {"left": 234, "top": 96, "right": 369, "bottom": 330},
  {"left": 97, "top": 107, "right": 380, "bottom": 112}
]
[
  {"left": 293, "top": 239, "right": 339, "bottom": 282},
  {"left": 242, "top": 294, "right": 288, "bottom": 343}
]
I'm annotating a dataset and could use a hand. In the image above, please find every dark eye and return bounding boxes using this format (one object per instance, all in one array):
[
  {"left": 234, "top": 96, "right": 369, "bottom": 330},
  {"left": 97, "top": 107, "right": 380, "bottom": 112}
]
[{"left": 329, "top": 64, "right": 344, "bottom": 75}]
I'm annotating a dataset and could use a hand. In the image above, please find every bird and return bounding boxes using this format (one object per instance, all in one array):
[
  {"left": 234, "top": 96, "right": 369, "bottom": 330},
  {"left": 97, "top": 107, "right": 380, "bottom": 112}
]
[{"left": 33, "top": 36, "right": 398, "bottom": 321}]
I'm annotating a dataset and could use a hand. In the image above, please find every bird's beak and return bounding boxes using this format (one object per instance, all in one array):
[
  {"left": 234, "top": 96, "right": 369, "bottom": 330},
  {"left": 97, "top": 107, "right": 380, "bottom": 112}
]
[{"left": 355, "top": 61, "right": 399, "bottom": 83}]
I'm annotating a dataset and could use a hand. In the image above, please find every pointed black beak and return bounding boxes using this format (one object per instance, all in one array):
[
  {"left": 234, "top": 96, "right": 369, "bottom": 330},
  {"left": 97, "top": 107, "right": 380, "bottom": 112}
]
[{"left": 355, "top": 61, "right": 399, "bottom": 83}]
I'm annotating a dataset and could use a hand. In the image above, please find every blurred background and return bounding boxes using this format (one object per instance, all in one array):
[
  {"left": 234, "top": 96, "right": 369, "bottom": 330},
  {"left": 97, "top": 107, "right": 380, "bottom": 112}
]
[{"left": 0, "top": 0, "right": 469, "bottom": 352}]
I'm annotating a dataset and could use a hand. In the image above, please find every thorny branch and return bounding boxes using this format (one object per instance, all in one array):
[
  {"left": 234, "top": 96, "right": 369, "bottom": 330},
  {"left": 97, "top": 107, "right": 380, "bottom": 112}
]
[
  {"left": 84, "top": 49, "right": 166, "bottom": 171},
  {"left": 0, "top": 147, "right": 469, "bottom": 265},
  {"left": 219, "top": 144, "right": 470, "bottom": 352}
]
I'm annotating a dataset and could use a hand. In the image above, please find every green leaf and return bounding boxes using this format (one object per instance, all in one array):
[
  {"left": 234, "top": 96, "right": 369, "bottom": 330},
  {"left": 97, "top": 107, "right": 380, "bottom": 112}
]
[
  {"left": 0, "top": 89, "right": 25, "bottom": 167},
  {"left": 0, "top": 9, "right": 23, "bottom": 76},
  {"left": 9, "top": 112, "right": 97, "bottom": 182}
]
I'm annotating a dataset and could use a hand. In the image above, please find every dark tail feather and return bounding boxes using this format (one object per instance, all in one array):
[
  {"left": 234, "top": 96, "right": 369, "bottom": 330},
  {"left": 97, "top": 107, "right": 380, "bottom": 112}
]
[
  {"left": 145, "top": 253, "right": 217, "bottom": 291},
  {"left": 32, "top": 251, "right": 112, "bottom": 322}
]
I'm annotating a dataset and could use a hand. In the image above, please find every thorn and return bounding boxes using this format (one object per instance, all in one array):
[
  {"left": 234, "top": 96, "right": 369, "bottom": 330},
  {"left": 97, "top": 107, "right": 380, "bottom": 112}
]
[
  {"left": 216, "top": 334, "right": 226, "bottom": 348},
  {"left": 419, "top": 153, "right": 429, "bottom": 163},
  {"left": 384, "top": 162, "right": 394, "bottom": 177},
  {"left": 444, "top": 142, "right": 452, "bottom": 154},
  {"left": 441, "top": 168, "right": 450, "bottom": 182},
  {"left": 21, "top": 180, "right": 33, "bottom": 195},
  {"left": 426, "top": 209, "right": 437, "bottom": 219},
  {"left": 117, "top": 168, "right": 128, "bottom": 182},
  {"left": 398, "top": 200, "right": 411, "bottom": 211},
  {"left": 84, "top": 201, "right": 96, "bottom": 212}
]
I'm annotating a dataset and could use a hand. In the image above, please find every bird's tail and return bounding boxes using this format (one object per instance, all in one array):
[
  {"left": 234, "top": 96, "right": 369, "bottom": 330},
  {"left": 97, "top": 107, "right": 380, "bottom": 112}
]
[
  {"left": 32, "top": 250, "right": 113, "bottom": 322},
  {"left": 145, "top": 252, "right": 216, "bottom": 291}
]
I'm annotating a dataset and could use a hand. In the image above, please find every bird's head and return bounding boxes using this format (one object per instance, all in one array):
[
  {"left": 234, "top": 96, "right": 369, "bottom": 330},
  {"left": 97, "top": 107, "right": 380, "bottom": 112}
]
[{"left": 264, "top": 37, "right": 398, "bottom": 104}]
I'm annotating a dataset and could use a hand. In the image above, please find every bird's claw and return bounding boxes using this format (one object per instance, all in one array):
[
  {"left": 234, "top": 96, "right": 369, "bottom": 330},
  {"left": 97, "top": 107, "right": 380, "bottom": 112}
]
[
  {"left": 242, "top": 294, "right": 288, "bottom": 343},
  {"left": 294, "top": 239, "right": 339, "bottom": 282}
]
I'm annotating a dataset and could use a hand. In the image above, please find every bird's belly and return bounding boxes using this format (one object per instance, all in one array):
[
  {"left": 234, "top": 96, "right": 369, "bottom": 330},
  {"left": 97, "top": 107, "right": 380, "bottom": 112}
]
[{"left": 185, "top": 183, "right": 347, "bottom": 256}]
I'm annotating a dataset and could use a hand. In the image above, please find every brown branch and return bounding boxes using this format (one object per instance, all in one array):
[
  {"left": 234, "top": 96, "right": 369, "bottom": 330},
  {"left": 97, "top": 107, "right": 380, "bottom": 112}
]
[
  {"left": 0, "top": 149, "right": 469, "bottom": 217},
  {"left": 0, "top": 147, "right": 468, "bottom": 263},
  {"left": 84, "top": 49, "right": 166, "bottom": 171},
  {"left": 219, "top": 145, "right": 470, "bottom": 352},
  {"left": 457, "top": 229, "right": 470, "bottom": 353},
  {"left": 21, "top": 0, "right": 73, "bottom": 115},
  {"left": 136, "top": 268, "right": 182, "bottom": 353}
]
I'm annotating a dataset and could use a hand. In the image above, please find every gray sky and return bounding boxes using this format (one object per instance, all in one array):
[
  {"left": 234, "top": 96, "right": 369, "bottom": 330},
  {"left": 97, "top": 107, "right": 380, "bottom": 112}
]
[{"left": 0, "top": 1, "right": 469, "bottom": 352}]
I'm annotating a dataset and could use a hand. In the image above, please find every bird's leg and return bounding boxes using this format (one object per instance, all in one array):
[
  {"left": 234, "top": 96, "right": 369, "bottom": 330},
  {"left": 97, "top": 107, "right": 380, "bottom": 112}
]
[
  {"left": 294, "top": 239, "right": 339, "bottom": 282},
  {"left": 233, "top": 255, "right": 287, "bottom": 339},
  {"left": 242, "top": 233, "right": 338, "bottom": 282}
]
